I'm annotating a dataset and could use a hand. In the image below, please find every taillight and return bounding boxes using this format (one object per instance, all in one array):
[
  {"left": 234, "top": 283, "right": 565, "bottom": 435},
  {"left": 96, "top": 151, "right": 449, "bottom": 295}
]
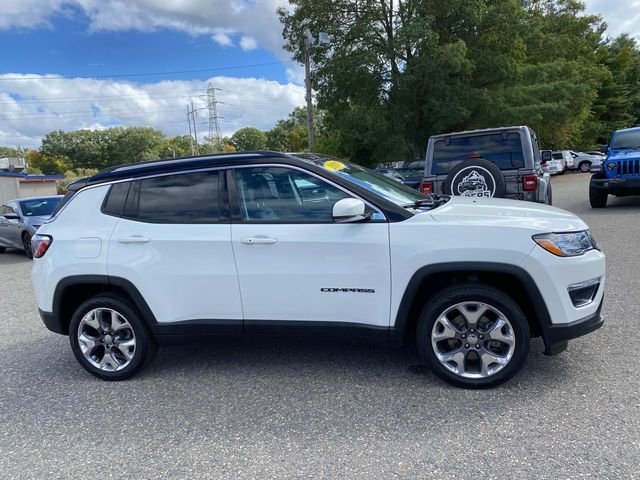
[
  {"left": 419, "top": 181, "right": 433, "bottom": 195},
  {"left": 523, "top": 174, "right": 538, "bottom": 191},
  {"left": 31, "top": 234, "right": 52, "bottom": 258}
]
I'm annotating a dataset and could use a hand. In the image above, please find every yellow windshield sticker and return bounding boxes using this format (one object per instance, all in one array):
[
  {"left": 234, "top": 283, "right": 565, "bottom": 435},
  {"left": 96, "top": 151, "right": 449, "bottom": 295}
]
[{"left": 324, "top": 160, "right": 346, "bottom": 171}]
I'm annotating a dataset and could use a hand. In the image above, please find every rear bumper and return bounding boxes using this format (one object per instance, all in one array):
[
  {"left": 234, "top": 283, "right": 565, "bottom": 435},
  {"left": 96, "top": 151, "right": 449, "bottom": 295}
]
[
  {"left": 591, "top": 176, "right": 640, "bottom": 195},
  {"left": 542, "top": 299, "right": 604, "bottom": 355},
  {"left": 38, "top": 309, "right": 67, "bottom": 335}
]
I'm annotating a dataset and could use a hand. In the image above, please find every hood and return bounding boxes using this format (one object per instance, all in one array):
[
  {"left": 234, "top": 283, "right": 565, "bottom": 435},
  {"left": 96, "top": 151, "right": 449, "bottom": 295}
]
[
  {"left": 429, "top": 197, "right": 587, "bottom": 232},
  {"left": 608, "top": 149, "right": 640, "bottom": 161}
]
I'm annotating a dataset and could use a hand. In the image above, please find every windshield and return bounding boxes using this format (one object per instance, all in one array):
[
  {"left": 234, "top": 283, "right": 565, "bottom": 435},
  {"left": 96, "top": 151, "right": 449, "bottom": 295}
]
[
  {"left": 19, "top": 197, "right": 61, "bottom": 217},
  {"left": 612, "top": 131, "right": 640, "bottom": 150},
  {"left": 317, "top": 159, "right": 425, "bottom": 206}
]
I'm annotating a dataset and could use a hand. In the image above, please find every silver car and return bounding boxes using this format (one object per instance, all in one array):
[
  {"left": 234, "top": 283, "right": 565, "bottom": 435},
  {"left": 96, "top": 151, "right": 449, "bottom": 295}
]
[{"left": 0, "top": 196, "right": 63, "bottom": 258}]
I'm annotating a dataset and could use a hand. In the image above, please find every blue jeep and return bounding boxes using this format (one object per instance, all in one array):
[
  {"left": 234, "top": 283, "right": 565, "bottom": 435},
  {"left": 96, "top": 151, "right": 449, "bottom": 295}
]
[{"left": 589, "top": 127, "right": 640, "bottom": 208}]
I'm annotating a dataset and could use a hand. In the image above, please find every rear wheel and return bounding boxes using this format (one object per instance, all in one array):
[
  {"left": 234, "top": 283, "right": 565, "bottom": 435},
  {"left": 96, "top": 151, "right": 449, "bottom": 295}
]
[
  {"left": 589, "top": 183, "right": 608, "bottom": 208},
  {"left": 547, "top": 184, "right": 553, "bottom": 205},
  {"left": 69, "top": 295, "right": 157, "bottom": 380},
  {"left": 417, "top": 284, "right": 530, "bottom": 389},
  {"left": 22, "top": 232, "right": 32, "bottom": 259},
  {"left": 579, "top": 161, "right": 591, "bottom": 173},
  {"left": 0, "top": 247, "right": 5, "bottom": 254}
]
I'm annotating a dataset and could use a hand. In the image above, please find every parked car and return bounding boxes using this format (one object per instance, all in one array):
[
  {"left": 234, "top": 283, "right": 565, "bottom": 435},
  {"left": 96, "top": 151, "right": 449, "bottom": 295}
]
[
  {"left": 551, "top": 151, "right": 575, "bottom": 172},
  {"left": 0, "top": 195, "right": 62, "bottom": 258},
  {"left": 540, "top": 150, "right": 562, "bottom": 175},
  {"left": 586, "top": 151, "right": 606, "bottom": 157},
  {"left": 31, "top": 152, "right": 604, "bottom": 388},
  {"left": 589, "top": 127, "right": 640, "bottom": 208},
  {"left": 375, "top": 167, "right": 423, "bottom": 190},
  {"left": 569, "top": 151, "right": 604, "bottom": 173},
  {"left": 420, "top": 126, "right": 551, "bottom": 204}
]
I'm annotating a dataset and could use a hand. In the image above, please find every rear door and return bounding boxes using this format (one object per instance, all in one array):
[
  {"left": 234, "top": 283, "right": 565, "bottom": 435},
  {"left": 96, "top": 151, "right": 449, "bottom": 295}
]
[
  {"left": 107, "top": 169, "right": 243, "bottom": 330},
  {"left": 229, "top": 165, "right": 391, "bottom": 331}
]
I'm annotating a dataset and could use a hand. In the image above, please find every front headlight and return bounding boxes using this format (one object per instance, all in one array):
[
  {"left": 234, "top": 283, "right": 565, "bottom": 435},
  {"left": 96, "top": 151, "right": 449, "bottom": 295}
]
[{"left": 533, "top": 231, "right": 597, "bottom": 257}]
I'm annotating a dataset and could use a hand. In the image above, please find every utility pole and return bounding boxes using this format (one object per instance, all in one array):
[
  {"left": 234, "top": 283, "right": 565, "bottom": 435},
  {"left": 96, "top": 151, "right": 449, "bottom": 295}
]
[
  {"left": 187, "top": 102, "right": 200, "bottom": 155},
  {"left": 303, "top": 33, "right": 315, "bottom": 151},
  {"left": 206, "top": 83, "right": 223, "bottom": 150},
  {"left": 302, "top": 29, "right": 329, "bottom": 151}
]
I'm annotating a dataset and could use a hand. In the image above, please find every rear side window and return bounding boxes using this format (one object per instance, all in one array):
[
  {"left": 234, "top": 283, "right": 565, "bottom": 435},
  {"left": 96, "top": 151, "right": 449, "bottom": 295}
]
[
  {"left": 102, "top": 182, "right": 131, "bottom": 217},
  {"left": 432, "top": 132, "right": 525, "bottom": 175},
  {"left": 125, "top": 171, "right": 221, "bottom": 223}
]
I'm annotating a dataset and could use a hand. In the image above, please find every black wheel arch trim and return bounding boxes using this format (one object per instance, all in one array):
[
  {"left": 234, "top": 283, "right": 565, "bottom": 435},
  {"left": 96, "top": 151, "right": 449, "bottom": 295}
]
[
  {"left": 46, "top": 266, "right": 597, "bottom": 355},
  {"left": 391, "top": 262, "right": 563, "bottom": 350}
]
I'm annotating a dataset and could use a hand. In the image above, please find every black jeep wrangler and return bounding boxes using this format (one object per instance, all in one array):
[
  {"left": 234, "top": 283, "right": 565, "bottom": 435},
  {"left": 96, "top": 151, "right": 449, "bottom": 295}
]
[{"left": 417, "top": 126, "right": 552, "bottom": 204}]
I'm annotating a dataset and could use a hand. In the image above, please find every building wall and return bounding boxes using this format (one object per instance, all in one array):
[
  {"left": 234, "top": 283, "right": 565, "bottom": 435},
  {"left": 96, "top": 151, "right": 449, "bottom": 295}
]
[
  {"left": 0, "top": 177, "right": 20, "bottom": 204},
  {"left": 18, "top": 182, "right": 58, "bottom": 199}
]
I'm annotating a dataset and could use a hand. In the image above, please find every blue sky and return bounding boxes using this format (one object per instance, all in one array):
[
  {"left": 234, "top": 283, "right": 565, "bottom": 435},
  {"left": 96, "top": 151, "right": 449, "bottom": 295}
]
[{"left": 0, "top": 0, "right": 637, "bottom": 148}]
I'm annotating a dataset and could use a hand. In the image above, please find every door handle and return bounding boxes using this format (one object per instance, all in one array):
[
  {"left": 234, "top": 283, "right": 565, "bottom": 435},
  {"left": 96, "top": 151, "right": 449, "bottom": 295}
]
[
  {"left": 240, "top": 236, "right": 278, "bottom": 245},
  {"left": 117, "top": 235, "right": 151, "bottom": 244}
]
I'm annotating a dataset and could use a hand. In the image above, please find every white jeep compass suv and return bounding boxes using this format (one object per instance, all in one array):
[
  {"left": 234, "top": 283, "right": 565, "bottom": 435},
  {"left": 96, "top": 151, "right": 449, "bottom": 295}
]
[{"left": 31, "top": 152, "right": 605, "bottom": 388}]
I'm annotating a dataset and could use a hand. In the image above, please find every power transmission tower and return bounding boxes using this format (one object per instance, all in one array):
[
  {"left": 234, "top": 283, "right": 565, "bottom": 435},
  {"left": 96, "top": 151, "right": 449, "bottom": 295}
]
[
  {"left": 206, "top": 83, "right": 223, "bottom": 150},
  {"left": 186, "top": 102, "right": 200, "bottom": 155}
]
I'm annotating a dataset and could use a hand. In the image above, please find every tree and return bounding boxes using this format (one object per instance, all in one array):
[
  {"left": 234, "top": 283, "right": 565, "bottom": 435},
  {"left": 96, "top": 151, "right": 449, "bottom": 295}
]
[
  {"left": 26, "top": 150, "right": 70, "bottom": 175},
  {"left": 279, "top": 0, "right": 612, "bottom": 163},
  {"left": 230, "top": 127, "right": 268, "bottom": 151}
]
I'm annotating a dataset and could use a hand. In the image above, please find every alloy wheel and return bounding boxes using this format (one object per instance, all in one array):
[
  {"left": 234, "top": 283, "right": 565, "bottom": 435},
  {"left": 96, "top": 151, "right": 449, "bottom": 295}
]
[
  {"left": 77, "top": 308, "right": 137, "bottom": 372},
  {"left": 431, "top": 301, "right": 516, "bottom": 379}
]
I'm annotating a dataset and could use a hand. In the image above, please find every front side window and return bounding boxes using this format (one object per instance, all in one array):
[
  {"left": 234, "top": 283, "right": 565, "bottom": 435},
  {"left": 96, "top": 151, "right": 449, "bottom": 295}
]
[
  {"left": 234, "top": 166, "right": 350, "bottom": 222},
  {"left": 432, "top": 132, "right": 525, "bottom": 174},
  {"left": 125, "top": 170, "right": 221, "bottom": 223}
]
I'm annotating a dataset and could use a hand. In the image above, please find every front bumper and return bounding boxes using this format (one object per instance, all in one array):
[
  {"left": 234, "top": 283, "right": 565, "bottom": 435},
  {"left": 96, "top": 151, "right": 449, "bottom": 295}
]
[
  {"left": 38, "top": 308, "right": 67, "bottom": 335},
  {"left": 542, "top": 298, "right": 604, "bottom": 355},
  {"left": 591, "top": 176, "right": 640, "bottom": 195}
]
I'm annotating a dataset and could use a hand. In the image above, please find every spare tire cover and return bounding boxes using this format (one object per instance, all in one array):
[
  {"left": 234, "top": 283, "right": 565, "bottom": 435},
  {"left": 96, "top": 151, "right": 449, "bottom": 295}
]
[{"left": 444, "top": 159, "right": 507, "bottom": 198}]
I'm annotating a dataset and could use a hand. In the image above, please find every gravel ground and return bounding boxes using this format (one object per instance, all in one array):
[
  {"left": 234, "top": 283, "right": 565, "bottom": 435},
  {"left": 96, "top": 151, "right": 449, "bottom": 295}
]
[{"left": 1, "top": 172, "right": 639, "bottom": 479}]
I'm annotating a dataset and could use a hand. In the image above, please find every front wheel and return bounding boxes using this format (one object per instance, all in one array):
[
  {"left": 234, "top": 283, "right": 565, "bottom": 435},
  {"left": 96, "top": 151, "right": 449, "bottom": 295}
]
[
  {"left": 579, "top": 161, "right": 591, "bottom": 173},
  {"left": 589, "top": 184, "right": 608, "bottom": 208},
  {"left": 69, "top": 295, "right": 157, "bottom": 380},
  {"left": 417, "top": 284, "right": 530, "bottom": 389}
]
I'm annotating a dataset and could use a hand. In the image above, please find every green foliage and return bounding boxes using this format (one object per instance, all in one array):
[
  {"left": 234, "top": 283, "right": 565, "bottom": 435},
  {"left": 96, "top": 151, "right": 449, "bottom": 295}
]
[
  {"left": 230, "top": 127, "right": 268, "bottom": 151},
  {"left": 279, "top": 0, "right": 639, "bottom": 162},
  {"left": 0, "top": 146, "right": 23, "bottom": 158},
  {"left": 26, "top": 150, "right": 70, "bottom": 175}
]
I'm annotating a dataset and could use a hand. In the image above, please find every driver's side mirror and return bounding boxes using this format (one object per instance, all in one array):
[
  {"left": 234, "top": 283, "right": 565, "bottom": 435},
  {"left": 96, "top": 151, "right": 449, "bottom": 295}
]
[
  {"left": 332, "top": 198, "right": 370, "bottom": 223},
  {"left": 599, "top": 144, "right": 609, "bottom": 155},
  {"left": 3, "top": 212, "right": 19, "bottom": 220},
  {"left": 541, "top": 150, "right": 552, "bottom": 163}
]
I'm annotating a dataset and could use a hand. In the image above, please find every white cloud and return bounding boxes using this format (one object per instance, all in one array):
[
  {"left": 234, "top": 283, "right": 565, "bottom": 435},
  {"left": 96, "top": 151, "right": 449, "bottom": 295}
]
[
  {"left": 239, "top": 35, "right": 257, "bottom": 51},
  {"left": 0, "top": 74, "right": 305, "bottom": 148},
  {"left": 212, "top": 31, "right": 233, "bottom": 47},
  {"left": 0, "top": 0, "right": 290, "bottom": 56},
  {"left": 583, "top": 0, "right": 640, "bottom": 39}
]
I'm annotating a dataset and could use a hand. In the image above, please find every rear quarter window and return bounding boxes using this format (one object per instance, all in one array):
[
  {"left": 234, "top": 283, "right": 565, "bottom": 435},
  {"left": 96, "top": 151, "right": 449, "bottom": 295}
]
[
  {"left": 101, "top": 182, "right": 132, "bottom": 217},
  {"left": 431, "top": 132, "right": 525, "bottom": 175}
]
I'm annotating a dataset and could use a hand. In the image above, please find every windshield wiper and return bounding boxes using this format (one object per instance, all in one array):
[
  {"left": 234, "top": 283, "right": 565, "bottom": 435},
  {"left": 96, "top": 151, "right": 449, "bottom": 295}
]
[{"left": 402, "top": 194, "right": 450, "bottom": 209}]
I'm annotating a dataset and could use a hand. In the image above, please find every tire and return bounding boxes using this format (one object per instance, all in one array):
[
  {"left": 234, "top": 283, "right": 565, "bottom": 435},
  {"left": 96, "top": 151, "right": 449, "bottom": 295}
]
[
  {"left": 589, "top": 182, "right": 608, "bottom": 208},
  {"left": 547, "top": 184, "right": 553, "bottom": 206},
  {"left": 22, "top": 232, "right": 33, "bottom": 259},
  {"left": 69, "top": 295, "right": 157, "bottom": 381},
  {"left": 444, "top": 159, "right": 506, "bottom": 198},
  {"left": 417, "top": 284, "right": 530, "bottom": 389},
  {"left": 579, "top": 161, "right": 591, "bottom": 173},
  {"left": 0, "top": 247, "right": 5, "bottom": 253}
]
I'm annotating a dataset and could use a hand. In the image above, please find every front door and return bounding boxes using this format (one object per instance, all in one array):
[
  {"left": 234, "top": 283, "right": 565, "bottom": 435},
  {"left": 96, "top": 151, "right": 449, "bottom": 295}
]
[{"left": 229, "top": 165, "right": 391, "bottom": 331}]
